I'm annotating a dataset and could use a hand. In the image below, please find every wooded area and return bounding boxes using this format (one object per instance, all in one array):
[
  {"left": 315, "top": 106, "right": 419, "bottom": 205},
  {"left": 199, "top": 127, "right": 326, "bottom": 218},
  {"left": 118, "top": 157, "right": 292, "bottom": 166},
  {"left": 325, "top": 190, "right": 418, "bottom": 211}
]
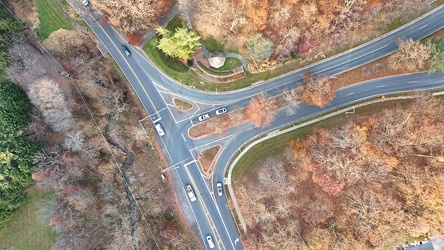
[
  {"left": 1, "top": 2, "right": 197, "bottom": 248},
  {"left": 179, "top": 0, "right": 432, "bottom": 60},
  {"left": 236, "top": 96, "right": 444, "bottom": 249}
]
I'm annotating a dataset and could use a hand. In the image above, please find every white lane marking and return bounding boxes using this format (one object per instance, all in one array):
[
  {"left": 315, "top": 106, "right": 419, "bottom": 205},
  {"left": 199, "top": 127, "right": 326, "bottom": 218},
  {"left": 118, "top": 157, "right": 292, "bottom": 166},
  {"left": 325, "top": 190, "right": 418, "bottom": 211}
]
[
  {"left": 408, "top": 80, "right": 418, "bottom": 83},
  {"left": 376, "top": 85, "right": 385, "bottom": 88},
  {"left": 192, "top": 133, "right": 235, "bottom": 150},
  {"left": 419, "top": 24, "right": 428, "bottom": 30},
  {"left": 183, "top": 160, "right": 197, "bottom": 167},
  {"left": 314, "top": 44, "right": 389, "bottom": 75},
  {"left": 346, "top": 92, "right": 354, "bottom": 96},
  {"left": 182, "top": 133, "right": 187, "bottom": 142}
]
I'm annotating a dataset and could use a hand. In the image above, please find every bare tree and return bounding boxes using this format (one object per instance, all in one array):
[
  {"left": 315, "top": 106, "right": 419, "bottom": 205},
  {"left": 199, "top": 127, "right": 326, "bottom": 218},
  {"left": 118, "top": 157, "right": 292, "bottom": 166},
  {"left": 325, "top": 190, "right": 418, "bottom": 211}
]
[
  {"left": 64, "top": 131, "right": 85, "bottom": 152},
  {"left": 282, "top": 88, "right": 300, "bottom": 115},
  {"left": 28, "top": 78, "right": 75, "bottom": 132},
  {"left": 389, "top": 38, "right": 431, "bottom": 71}
]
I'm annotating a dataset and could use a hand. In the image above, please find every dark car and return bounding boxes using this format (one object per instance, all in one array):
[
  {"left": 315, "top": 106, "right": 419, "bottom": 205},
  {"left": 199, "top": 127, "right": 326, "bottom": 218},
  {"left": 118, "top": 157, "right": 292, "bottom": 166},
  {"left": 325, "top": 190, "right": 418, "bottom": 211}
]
[{"left": 121, "top": 45, "right": 131, "bottom": 56}]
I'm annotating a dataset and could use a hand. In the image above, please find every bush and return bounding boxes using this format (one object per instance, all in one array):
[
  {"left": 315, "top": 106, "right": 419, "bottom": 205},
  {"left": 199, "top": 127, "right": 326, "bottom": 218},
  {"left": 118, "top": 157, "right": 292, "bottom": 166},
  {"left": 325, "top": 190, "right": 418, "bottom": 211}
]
[
  {"left": 291, "top": 51, "right": 296, "bottom": 58},
  {"left": 246, "top": 33, "right": 273, "bottom": 62},
  {"left": 187, "top": 60, "right": 193, "bottom": 67}
]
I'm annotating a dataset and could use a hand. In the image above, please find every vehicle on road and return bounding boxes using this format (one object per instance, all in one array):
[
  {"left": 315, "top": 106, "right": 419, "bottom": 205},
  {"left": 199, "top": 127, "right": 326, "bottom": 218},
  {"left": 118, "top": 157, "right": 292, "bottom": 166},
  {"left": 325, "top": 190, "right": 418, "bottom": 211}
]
[
  {"left": 121, "top": 45, "right": 131, "bottom": 56},
  {"left": 216, "top": 182, "right": 223, "bottom": 196},
  {"left": 80, "top": 0, "right": 89, "bottom": 5},
  {"left": 206, "top": 235, "right": 215, "bottom": 248},
  {"left": 154, "top": 123, "right": 165, "bottom": 136},
  {"left": 215, "top": 107, "right": 227, "bottom": 115},
  {"left": 185, "top": 185, "right": 196, "bottom": 202},
  {"left": 198, "top": 113, "right": 210, "bottom": 121}
]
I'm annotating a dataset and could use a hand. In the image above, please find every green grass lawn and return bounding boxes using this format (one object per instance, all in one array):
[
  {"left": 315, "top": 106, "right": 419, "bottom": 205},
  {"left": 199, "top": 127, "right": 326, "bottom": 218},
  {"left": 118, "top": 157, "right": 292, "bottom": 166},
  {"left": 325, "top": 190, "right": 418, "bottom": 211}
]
[
  {"left": 35, "top": 0, "right": 74, "bottom": 40},
  {"left": 142, "top": 38, "right": 197, "bottom": 84},
  {"left": 211, "top": 57, "right": 242, "bottom": 71},
  {"left": 231, "top": 99, "right": 415, "bottom": 182},
  {"left": 0, "top": 185, "right": 56, "bottom": 249},
  {"left": 165, "top": 15, "right": 184, "bottom": 31},
  {"left": 201, "top": 36, "right": 225, "bottom": 52}
]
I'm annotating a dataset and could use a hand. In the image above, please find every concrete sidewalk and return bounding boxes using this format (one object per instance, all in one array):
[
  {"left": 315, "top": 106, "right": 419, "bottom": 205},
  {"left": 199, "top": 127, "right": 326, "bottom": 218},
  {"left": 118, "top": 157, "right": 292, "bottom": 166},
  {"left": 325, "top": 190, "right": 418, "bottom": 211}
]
[{"left": 140, "top": 4, "right": 179, "bottom": 47}]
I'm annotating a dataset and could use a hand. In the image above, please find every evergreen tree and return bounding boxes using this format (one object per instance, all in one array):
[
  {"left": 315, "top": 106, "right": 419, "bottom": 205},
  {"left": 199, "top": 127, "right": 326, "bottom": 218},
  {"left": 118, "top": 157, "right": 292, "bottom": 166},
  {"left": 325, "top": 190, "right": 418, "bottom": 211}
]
[
  {"left": 428, "top": 38, "right": 444, "bottom": 73},
  {"left": 0, "top": 80, "right": 39, "bottom": 229},
  {"left": 156, "top": 26, "right": 201, "bottom": 60}
]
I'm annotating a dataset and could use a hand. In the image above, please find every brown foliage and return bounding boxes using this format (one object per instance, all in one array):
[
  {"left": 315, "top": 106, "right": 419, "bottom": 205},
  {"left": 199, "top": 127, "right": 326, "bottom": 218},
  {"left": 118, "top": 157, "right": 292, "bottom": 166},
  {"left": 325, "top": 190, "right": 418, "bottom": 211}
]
[
  {"left": 127, "top": 32, "right": 144, "bottom": 47},
  {"left": 388, "top": 38, "right": 431, "bottom": 71},
  {"left": 245, "top": 93, "right": 276, "bottom": 128},
  {"left": 238, "top": 97, "right": 444, "bottom": 249},
  {"left": 92, "top": 0, "right": 169, "bottom": 33},
  {"left": 298, "top": 72, "right": 335, "bottom": 107}
]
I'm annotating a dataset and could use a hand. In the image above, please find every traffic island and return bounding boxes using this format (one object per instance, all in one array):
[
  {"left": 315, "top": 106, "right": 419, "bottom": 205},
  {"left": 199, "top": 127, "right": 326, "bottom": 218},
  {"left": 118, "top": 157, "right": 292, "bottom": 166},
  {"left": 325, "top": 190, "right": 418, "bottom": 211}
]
[{"left": 198, "top": 145, "right": 221, "bottom": 177}]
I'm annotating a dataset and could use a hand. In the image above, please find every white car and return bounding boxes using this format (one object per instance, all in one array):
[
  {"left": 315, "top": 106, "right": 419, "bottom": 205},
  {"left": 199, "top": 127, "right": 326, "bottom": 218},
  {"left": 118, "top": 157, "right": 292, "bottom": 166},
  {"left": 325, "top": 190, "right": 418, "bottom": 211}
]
[
  {"left": 185, "top": 185, "right": 196, "bottom": 202},
  {"left": 81, "top": 0, "right": 89, "bottom": 6},
  {"left": 216, "top": 182, "right": 223, "bottom": 196},
  {"left": 154, "top": 123, "right": 165, "bottom": 136},
  {"left": 215, "top": 107, "right": 227, "bottom": 115},
  {"left": 206, "top": 235, "right": 215, "bottom": 249},
  {"left": 198, "top": 113, "right": 210, "bottom": 122}
]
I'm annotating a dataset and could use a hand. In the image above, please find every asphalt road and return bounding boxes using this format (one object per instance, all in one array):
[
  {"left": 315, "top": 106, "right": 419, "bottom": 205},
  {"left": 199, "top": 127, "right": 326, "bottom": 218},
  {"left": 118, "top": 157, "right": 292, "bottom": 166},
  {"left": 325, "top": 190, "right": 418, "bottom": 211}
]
[{"left": 71, "top": 1, "right": 444, "bottom": 249}]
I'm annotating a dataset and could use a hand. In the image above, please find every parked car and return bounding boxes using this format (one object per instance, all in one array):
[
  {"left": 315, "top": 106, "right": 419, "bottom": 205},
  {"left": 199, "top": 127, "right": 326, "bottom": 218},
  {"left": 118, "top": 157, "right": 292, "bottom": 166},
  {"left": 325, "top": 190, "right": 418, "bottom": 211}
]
[
  {"left": 216, "top": 182, "right": 223, "bottom": 196},
  {"left": 206, "top": 235, "right": 215, "bottom": 249},
  {"left": 198, "top": 113, "right": 210, "bottom": 122},
  {"left": 80, "top": 0, "right": 89, "bottom": 6},
  {"left": 154, "top": 123, "right": 165, "bottom": 136},
  {"left": 121, "top": 45, "right": 131, "bottom": 56},
  {"left": 185, "top": 185, "right": 196, "bottom": 202},
  {"left": 215, "top": 107, "right": 227, "bottom": 115}
]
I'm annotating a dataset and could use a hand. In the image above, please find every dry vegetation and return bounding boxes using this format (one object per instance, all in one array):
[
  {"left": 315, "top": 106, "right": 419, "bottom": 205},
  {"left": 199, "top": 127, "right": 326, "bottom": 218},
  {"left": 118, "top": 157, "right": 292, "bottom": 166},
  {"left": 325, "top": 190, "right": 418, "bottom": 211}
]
[
  {"left": 198, "top": 145, "right": 221, "bottom": 174},
  {"left": 237, "top": 96, "right": 444, "bottom": 249},
  {"left": 91, "top": 0, "right": 171, "bottom": 34},
  {"left": 4, "top": 12, "right": 197, "bottom": 250},
  {"left": 179, "top": 0, "right": 431, "bottom": 59}
]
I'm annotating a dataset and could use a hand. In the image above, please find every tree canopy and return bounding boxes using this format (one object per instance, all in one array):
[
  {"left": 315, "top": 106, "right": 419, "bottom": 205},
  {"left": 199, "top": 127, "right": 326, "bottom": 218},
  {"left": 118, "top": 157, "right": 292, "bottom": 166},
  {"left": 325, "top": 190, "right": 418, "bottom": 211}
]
[
  {"left": 0, "top": 80, "right": 39, "bottom": 229},
  {"left": 428, "top": 38, "right": 444, "bottom": 73},
  {"left": 246, "top": 33, "right": 273, "bottom": 61},
  {"left": 156, "top": 26, "right": 201, "bottom": 60}
]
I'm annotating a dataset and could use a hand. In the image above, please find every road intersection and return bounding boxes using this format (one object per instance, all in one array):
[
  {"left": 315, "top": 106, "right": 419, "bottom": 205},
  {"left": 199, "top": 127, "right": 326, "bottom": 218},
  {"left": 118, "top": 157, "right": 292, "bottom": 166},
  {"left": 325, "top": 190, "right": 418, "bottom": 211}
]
[{"left": 70, "top": 1, "right": 444, "bottom": 249}]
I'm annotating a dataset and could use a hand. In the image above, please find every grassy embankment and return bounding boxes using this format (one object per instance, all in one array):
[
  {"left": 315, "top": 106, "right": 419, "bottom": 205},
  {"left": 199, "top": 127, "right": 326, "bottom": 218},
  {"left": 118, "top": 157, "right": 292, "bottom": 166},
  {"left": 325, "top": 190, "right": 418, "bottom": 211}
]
[
  {"left": 35, "top": 0, "right": 74, "bottom": 39},
  {"left": 230, "top": 99, "right": 417, "bottom": 181}
]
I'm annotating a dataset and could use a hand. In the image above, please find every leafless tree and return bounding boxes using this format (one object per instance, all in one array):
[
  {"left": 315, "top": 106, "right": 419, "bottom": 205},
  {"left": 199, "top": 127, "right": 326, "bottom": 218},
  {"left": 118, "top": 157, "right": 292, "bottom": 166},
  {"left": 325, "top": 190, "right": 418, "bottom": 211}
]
[
  {"left": 64, "top": 131, "right": 85, "bottom": 152},
  {"left": 101, "top": 90, "right": 127, "bottom": 119},
  {"left": 28, "top": 78, "right": 75, "bottom": 132},
  {"left": 33, "top": 145, "right": 65, "bottom": 172},
  {"left": 282, "top": 88, "right": 300, "bottom": 115}
]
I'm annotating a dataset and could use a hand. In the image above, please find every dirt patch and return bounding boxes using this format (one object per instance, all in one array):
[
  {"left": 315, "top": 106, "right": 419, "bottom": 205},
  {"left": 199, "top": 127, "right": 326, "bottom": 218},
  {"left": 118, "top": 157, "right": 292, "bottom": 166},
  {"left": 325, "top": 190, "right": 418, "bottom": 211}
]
[
  {"left": 198, "top": 145, "right": 221, "bottom": 176},
  {"left": 172, "top": 97, "right": 193, "bottom": 112}
]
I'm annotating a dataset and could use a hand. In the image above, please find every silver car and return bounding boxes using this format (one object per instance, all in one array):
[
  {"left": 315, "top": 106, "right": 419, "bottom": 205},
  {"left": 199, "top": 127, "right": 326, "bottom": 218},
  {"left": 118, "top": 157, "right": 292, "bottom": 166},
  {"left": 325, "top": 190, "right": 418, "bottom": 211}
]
[
  {"left": 154, "top": 123, "right": 165, "bottom": 136},
  {"left": 185, "top": 185, "right": 196, "bottom": 202}
]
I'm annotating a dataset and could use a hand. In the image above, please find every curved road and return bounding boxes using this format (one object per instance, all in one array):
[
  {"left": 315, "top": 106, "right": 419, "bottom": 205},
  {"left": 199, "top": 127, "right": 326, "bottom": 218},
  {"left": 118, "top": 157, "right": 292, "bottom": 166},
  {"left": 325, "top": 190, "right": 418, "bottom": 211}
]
[{"left": 70, "top": 1, "right": 444, "bottom": 249}]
